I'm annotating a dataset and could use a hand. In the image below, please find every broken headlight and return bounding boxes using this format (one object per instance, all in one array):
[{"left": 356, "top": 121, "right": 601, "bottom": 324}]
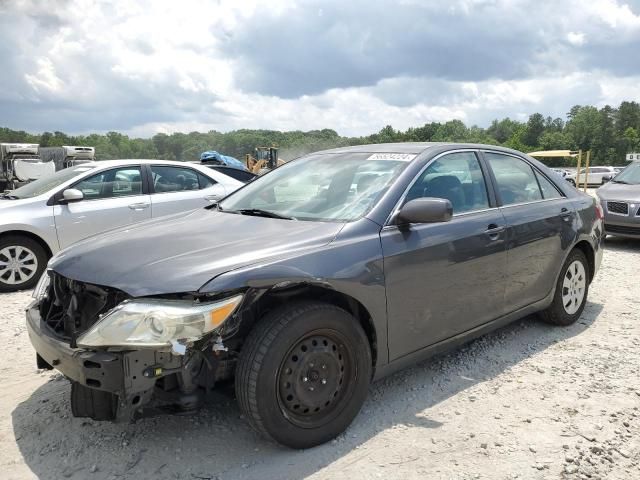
[
  {"left": 32, "top": 270, "right": 51, "bottom": 301},
  {"left": 76, "top": 295, "right": 243, "bottom": 350}
]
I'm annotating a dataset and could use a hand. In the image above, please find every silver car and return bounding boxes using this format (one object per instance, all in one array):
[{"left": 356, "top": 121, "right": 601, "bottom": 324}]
[
  {"left": 596, "top": 161, "right": 640, "bottom": 239},
  {"left": 566, "top": 166, "right": 617, "bottom": 187},
  {"left": 0, "top": 159, "right": 244, "bottom": 291}
]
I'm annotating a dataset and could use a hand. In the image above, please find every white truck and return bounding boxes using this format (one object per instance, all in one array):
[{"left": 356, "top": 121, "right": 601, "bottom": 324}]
[
  {"left": 0, "top": 143, "right": 54, "bottom": 192},
  {"left": 39, "top": 145, "right": 95, "bottom": 171}
]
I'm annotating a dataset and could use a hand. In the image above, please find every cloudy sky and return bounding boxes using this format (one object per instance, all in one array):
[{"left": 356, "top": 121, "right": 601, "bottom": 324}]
[{"left": 1, "top": 0, "right": 640, "bottom": 137}]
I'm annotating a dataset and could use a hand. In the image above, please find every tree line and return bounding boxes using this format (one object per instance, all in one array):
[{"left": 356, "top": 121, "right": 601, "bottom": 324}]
[{"left": 2, "top": 101, "right": 639, "bottom": 166}]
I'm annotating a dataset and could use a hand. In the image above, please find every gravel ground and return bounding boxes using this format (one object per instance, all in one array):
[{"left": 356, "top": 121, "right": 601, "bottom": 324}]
[{"left": 1, "top": 237, "right": 639, "bottom": 480}]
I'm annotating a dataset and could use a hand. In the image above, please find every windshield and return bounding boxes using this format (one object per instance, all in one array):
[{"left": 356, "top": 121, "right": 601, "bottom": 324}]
[
  {"left": 219, "top": 153, "right": 411, "bottom": 222},
  {"left": 612, "top": 162, "right": 640, "bottom": 185},
  {"left": 8, "top": 166, "right": 96, "bottom": 199}
]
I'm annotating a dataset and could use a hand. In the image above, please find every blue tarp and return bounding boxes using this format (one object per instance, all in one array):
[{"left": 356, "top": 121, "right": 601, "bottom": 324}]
[{"left": 200, "top": 151, "right": 247, "bottom": 171}]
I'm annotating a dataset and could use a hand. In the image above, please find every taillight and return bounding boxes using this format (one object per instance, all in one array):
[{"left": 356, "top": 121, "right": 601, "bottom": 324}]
[{"left": 595, "top": 204, "right": 604, "bottom": 220}]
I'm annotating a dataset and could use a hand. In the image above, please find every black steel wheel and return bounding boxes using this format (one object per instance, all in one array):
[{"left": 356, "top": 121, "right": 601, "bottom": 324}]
[
  {"left": 235, "top": 301, "right": 372, "bottom": 449},
  {"left": 277, "top": 330, "right": 355, "bottom": 428}
]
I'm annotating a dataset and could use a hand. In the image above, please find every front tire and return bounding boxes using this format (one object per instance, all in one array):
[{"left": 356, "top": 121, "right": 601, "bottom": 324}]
[
  {"left": 235, "top": 301, "right": 372, "bottom": 448},
  {"left": 539, "top": 249, "right": 589, "bottom": 326},
  {"left": 0, "top": 235, "right": 48, "bottom": 292}
]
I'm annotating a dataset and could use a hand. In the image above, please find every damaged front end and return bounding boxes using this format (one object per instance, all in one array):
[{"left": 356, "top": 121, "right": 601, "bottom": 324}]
[{"left": 26, "top": 271, "right": 244, "bottom": 422}]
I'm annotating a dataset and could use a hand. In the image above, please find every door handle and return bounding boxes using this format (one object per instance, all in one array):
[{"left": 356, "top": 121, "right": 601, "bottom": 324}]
[
  {"left": 560, "top": 207, "right": 572, "bottom": 220},
  {"left": 485, "top": 224, "right": 505, "bottom": 240},
  {"left": 128, "top": 202, "right": 150, "bottom": 210}
]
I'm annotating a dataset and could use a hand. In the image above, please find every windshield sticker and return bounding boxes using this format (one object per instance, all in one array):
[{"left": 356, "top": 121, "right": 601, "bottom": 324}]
[{"left": 367, "top": 153, "right": 416, "bottom": 162}]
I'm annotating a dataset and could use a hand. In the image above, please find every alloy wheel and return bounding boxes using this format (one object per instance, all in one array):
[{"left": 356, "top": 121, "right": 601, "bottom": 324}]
[
  {"left": 0, "top": 245, "right": 39, "bottom": 286},
  {"left": 562, "top": 260, "right": 586, "bottom": 315}
]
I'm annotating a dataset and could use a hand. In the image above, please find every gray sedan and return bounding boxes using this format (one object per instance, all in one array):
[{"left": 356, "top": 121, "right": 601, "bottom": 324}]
[
  {"left": 596, "top": 161, "right": 640, "bottom": 238},
  {"left": 27, "top": 143, "right": 603, "bottom": 448},
  {"left": 0, "top": 159, "right": 243, "bottom": 291}
]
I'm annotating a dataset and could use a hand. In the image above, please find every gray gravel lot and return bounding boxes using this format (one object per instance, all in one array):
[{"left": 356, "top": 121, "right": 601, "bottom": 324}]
[{"left": 0, "top": 237, "right": 639, "bottom": 480}]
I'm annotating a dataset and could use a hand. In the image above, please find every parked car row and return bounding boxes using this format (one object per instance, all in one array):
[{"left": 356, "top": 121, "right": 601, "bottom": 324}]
[{"left": 23, "top": 143, "right": 605, "bottom": 448}]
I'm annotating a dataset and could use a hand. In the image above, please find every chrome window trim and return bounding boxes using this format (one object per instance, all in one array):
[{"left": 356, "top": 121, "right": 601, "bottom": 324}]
[
  {"left": 384, "top": 149, "right": 494, "bottom": 226},
  {"left": 498, "top": 197, "right": 567, "bottom": 210}
]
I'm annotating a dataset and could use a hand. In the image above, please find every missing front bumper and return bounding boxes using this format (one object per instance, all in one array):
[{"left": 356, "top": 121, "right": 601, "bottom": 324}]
[{"left": 26, "top": 306, "right": 194, "bottom": 421}]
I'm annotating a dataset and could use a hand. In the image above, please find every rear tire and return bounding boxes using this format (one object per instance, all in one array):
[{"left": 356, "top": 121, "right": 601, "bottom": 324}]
[
  {"left": 539, "top": 249, "right": 589, "bottom": 326},
  {"left": 235, "top": 301, "right": 372, "bottom": 449},
  {"left": 0, "top": 235, "right": 48, "bottom": 292}
]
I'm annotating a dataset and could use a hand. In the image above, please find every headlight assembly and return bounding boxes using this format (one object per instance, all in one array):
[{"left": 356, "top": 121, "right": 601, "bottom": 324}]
[
  {"left": 77, "top": 294, "right": 243, "bottom": 351},
  {"left": 32, "top": 270, "right": 51, "bottom": 301}
]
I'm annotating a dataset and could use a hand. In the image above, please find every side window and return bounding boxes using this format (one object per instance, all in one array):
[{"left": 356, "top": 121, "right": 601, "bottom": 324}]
[
  {"left": 485, "top": 153, "right": 543, "bottom": 206},
  {"left": 198, "top": 172, "right": 216, "bottom": 189},
  {"left": 73, "top": 167, "right": 142, "bottom": 200},
  {"left": 534, "top": 170, "right": 563, "bottom": 199},
  {"left": 405, "top": 152, "right": 490, "bottom": 214},
  {"left": 151, "top": 166, "right": 201, "bottom": 193}
]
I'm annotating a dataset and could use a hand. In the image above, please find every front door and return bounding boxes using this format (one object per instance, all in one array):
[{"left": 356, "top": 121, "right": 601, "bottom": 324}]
[
  {"left": 382, "top": 151, "right": 508, "bottom": 361},
  {"left": 54, "top": 166, "right": 151, "bottom": 248}
]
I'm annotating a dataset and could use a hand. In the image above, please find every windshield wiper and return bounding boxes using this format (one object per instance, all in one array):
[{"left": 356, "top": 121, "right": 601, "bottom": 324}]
[
  {"left": 235, "top": 208, "right": 296, "bottom": 220},
  {"left": 0, "top": 194, "right": 19, "bottom": 200},
  {"left": 612, "top": 179, "right": 631, "bottom": 184}
]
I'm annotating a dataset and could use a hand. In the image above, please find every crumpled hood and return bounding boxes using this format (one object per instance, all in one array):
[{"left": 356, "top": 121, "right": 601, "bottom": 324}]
[
  {"left": 597, "top": 182, "right": 640, "bottom": 202},
  {"left": 49, "top": 209, "right": 344, "bottom": 296}
]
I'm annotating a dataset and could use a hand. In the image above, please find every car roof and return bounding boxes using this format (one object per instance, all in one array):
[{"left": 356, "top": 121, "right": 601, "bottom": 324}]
[
  {"left": 77, "top": 159, "right": 198, "bottom": 168},
  {"left": 316, "top": 142, "right": 532, "bottom": 158}
]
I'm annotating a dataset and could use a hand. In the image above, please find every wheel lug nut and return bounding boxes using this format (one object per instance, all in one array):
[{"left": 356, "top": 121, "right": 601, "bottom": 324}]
[
  {"left": 322, "top": 365, "right": 326, "bottom": 369},
  {"left": 321, "top": 379, "right": 327, "bottom": 385},
  {"left": 309, "top": 387, "right": 314, "bottom": 391},
  {"left": 303, "top": 377, "right": 308, "bottom": 382}
]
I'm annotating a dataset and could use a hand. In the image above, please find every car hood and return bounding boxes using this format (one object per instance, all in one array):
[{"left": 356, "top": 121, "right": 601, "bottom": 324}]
[
  {"left": 597, "top": 182, "right": 640, "bottom": 202},
  {"left": 0, "top": 196, "right": 43, "bottom": 209},
  {"left": 49, "top": 209, "right": 344, "bottom": 297}
]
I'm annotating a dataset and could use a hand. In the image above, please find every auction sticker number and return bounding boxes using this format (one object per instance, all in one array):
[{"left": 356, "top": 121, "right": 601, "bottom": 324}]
[{"left": 367, "top": 153, "right": 416, "bottom": 161}]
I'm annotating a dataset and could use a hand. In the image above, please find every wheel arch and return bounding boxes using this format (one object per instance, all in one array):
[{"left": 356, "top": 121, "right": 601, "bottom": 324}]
[
  {"left": 572, "top": 239, "right": 595, "bottom": 283},
  {"left": 0, "top": 229, "right": 54, "bottom": 258},
  {"left": 241, "top": 284, "right": 379, "bottom": 375}
]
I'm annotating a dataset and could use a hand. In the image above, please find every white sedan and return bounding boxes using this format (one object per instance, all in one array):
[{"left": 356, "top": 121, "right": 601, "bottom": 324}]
[{"left": 0, "top": 159, "right": 244, "bottom": 292}]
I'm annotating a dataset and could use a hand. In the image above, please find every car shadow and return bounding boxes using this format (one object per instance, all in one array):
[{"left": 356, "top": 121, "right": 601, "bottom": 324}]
[
  {"left": 604, "top": 235, "right": 640, "bottom": 252},
  {"left": 12, "top": 303, "right": 603, "bottom": 480}
]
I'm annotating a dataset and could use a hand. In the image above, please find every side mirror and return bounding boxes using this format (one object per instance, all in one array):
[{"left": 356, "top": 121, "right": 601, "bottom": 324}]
[
  {"left": 61, "top": 188, "right": 84, "bottom": 203},
  {"left": 602, "top": 175, "right": 613, "bottom": 183},
  {"left": 396, "top": 198, "right": 453, "bottom": 225}
]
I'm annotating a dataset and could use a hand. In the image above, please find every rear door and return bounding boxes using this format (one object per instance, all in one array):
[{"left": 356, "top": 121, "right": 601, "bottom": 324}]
[
  {"left": 382, "top": 151, "right": 508, "bottom": 360},
  {"left": 483, "top": 151, "right": 575, "bottom": 312},
  {"left": 54, "top": 165, "right": 151, "bottom": 248},
  {"left": 148, "top": 165, "right": 227, "bottom": 218}
]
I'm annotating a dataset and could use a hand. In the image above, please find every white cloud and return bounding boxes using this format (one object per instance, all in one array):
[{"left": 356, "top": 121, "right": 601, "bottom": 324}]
[
  {"left": 1, "top": 0, "right": 639, "bottom": 136},
  {"left": 567, "top": 31, "right": 586, "bottom": 46}
]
